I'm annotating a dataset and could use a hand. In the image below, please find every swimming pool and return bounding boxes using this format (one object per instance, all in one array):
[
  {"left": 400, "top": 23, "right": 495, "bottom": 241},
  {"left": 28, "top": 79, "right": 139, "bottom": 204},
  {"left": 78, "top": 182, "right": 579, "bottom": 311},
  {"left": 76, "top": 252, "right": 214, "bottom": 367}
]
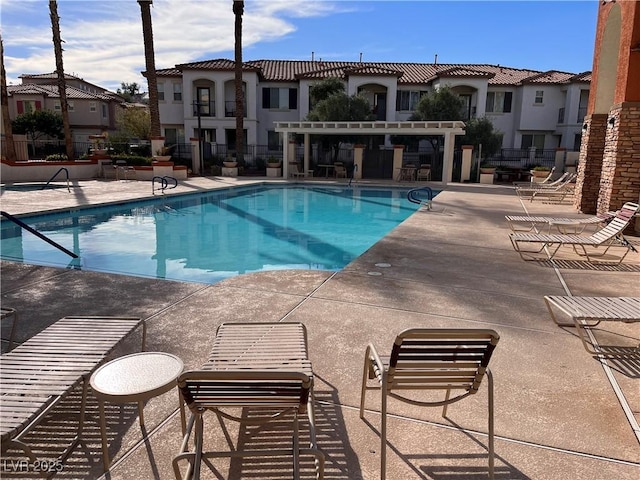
[{"left": 0, "top": 184, "right": 431, "bottom": 284}]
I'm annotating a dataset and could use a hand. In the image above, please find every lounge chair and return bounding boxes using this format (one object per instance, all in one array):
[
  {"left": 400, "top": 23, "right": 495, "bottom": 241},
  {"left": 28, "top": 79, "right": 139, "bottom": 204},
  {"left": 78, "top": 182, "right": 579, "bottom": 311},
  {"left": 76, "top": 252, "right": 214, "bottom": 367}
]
[
  {"left": 1, "top": 307, "right": 19, "bottom": 352},
  {"left": 544, "top": 296, "right": 640, "bottom": 355},
  {"left": 505, "top": 211, "right": 616, "bottom": 234},
  {"left": 509, "top": 201, "right": 639, "bottom": 264},
  {"left": 359, "top": 328, "right": 500, "bottom": 480},
  {"left": 0, "top": 316, "right": 146, "bottom": 468},
  {"left": 515, "top": 173, "right": 577, "bottom": 203},
  {"left": 334, "top": 162, "right": 347, "bottom": 179},
  {"left": 173, "top": 322, "right": 324, "bottom": 480}
]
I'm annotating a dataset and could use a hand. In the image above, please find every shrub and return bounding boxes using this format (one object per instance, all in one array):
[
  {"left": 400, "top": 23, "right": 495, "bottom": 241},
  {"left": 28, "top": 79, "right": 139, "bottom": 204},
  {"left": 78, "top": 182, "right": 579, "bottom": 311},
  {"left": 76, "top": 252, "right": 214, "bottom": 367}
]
[
  {"left": 110, "top": 154, "right": 152, "bottom": 166},
  {"left": 45, "top": 153, "right": 68, "bottom": 161}
]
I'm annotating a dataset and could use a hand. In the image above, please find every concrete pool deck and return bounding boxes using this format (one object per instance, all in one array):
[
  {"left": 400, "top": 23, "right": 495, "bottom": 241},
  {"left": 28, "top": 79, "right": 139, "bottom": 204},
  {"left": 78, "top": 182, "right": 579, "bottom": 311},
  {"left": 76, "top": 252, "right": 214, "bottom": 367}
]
[{"left": 1, "top": 176, "right": 639, "bottom": 479}]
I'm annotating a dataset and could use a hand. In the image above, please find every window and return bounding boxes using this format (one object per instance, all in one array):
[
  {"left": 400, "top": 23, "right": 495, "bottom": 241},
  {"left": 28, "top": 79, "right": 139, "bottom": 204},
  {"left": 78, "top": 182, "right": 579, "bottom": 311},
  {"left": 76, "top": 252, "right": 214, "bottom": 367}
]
[
  {"left": 485, "top": 91, "right": 512, "bottom": 113},
  {"left": 16, "top": 100, "right": 40, "bottom": 114},
  {"left": 173, "top": 83, "right": 182, "bottom": 101},
  {"left": 89, "top": 101, "right": 97, "bottom": 112},
  {"left": 164, "top": 127, "right": 185, "bottom": 145},
  {"left": 395, "top": 90, "right": 425, "bottom": 111},
  {"left": 521, "top": 134, "right": 545, "bottom": 150},
  {"left": 68, "top": 101, "right": 74, "bottom": 112},
  {"left": 267, "top": 130, "right": 282, "bottom": 150},
  {"left": 157, "top": 83, "right": 165, "bottom": 101},
  {"left": 102, "top": 104, "right": 107, "bottom": 119},
  {"left": 196, "top": 87, "right": 211, "bottom": 115},
  {"left": 534, "top": 90, "right": 544, "bottom": 104},
  {"left": 54, "top": 100, "right": 61, "bottom": 111},
  {"left": 262, "top": 87, "right": 297, "bottom": 109}
]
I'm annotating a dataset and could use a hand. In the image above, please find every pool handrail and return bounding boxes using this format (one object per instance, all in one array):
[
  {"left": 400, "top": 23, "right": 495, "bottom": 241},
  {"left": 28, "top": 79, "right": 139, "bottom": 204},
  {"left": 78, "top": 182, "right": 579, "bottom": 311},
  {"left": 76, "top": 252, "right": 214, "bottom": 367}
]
[
  {"left": 407, "top": 186, "right": 433, "bottom": 210},
  {"left": 152, "top": 176, "right": 178, "bottom": 195},
  {"left": 0, "top": 210, "right": 78, "bottom": 258},
  {"left": 44, "top": 167, "right": 70, "bottom": 192}
]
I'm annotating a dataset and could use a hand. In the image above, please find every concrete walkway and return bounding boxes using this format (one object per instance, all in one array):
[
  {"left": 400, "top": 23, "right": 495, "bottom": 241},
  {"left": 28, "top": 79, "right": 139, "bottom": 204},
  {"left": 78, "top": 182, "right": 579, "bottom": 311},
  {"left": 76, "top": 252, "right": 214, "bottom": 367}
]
[{"left": 1, "top": 177, "right": 639, "bottom": 479}]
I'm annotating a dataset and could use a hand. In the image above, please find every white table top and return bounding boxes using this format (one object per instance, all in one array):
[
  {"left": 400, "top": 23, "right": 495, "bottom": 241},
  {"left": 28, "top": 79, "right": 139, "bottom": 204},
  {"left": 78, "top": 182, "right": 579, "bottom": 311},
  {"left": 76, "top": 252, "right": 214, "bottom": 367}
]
[{"left": 90, "top": 351, "right": 184, "bottom": 402}]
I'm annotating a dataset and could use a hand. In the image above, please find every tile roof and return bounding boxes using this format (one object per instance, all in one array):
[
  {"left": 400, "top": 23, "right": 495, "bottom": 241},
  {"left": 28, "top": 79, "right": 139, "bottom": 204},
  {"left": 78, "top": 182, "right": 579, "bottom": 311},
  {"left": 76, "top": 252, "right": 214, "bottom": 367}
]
[
  {"left": 520, "top": 70, "right": 576, "bottom": 84},
  {"left": 7, "top": 84, "right": 121, "bottom": 101},
  {"left": 169, "top": 59, "right": 587, "bottom": 87},
  {"left": 19, "top": 72, "right": 83, "bottom": 81}
]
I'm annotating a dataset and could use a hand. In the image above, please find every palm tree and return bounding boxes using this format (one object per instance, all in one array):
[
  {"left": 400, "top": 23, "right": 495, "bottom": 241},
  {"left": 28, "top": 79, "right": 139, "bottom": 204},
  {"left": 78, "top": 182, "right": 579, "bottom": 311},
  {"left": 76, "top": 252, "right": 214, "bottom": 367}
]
[
  {"left": 49, "top": 1, "right": 73, "bottom": 160},
  {"left": 233, "top": 1, "right": 244, "bottom": 162},
  {"left": 1, "top": 36, "right": 17, "bottom": 161},
  {"left": 138, "top": 0, "right": 160, "bottom": 138}
]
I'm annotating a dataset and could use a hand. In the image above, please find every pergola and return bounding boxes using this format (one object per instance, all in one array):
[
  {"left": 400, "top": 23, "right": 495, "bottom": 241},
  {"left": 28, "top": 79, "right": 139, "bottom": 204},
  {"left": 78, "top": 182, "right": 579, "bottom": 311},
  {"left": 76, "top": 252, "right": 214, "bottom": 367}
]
[{"left": 274, "top": 121, "right": 466, "bottom": 185}]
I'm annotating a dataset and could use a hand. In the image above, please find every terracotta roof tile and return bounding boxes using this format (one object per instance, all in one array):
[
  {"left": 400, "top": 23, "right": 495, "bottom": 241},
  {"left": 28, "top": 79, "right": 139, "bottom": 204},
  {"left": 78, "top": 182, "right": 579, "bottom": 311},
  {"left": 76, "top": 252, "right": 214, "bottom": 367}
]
[
  {"left": 7, "top": 83, "right": 121, "bottom": 101},
  {"left": 154, "top": 59, "right": 588, "bottom": 88}
]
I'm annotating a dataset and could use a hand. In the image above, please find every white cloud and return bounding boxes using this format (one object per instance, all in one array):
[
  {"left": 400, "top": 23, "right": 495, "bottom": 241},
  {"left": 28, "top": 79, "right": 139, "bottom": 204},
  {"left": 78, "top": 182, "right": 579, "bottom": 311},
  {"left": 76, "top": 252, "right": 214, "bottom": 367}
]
[{"left": 2, "top": 0, "right": 341, "bottom": 91}]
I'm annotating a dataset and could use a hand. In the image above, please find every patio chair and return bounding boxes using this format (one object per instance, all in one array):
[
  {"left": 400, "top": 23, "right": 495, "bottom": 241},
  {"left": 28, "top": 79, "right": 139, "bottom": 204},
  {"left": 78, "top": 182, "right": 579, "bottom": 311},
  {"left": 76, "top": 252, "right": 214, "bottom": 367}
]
[
  {"left": 173, "top": 322, "right": 324, "bottom": 480},
  {"left": 0, "top": 316, "right": 146, "bottom": 470},
  {"left": 509, "top": 201, "right": 639, "bottom": 264},
  {"left": 416, "top": 164, "right": 431, "bottom": 181},
  {"left": 1, "top": 307, "right": 19, "bottom": 352},
  {"left": 334, "top": 162, "right": 347, "bottom": 179},
  {"left": 544, "top": 296, "right": 640, "bottom": 355},
  {"left": 289, "top": 162, "right": 308, "bottom": 179},
  {"left": 360, "top": 328, "right": 500, "bottom": 480}
]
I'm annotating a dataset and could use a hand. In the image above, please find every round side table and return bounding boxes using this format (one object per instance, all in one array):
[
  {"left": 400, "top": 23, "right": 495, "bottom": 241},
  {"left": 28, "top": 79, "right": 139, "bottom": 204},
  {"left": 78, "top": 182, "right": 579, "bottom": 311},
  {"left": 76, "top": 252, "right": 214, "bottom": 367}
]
[{"left": 90, "top": 351, "right": 184, "bottom": 471}]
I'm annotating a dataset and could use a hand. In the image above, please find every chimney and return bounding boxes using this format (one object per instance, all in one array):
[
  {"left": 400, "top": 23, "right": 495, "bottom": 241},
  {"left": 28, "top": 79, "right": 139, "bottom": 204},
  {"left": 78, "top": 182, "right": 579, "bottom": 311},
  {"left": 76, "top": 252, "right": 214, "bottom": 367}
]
[
  {"left": 434, "top": 54, "right": 438, "bottom": 65},
  {"left": 312, "top": 51, "right": 315, "bottom": 62},
  {"left": 359, "top": 52, "right": 363, "bottom": 63}
]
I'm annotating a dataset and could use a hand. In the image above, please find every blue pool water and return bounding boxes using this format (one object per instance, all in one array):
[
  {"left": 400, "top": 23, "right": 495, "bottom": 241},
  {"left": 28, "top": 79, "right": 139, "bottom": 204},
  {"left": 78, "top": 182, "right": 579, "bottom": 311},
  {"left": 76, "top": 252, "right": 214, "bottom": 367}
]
[{"left": 0, "top": 185, "right": 431, "bottom": 284}]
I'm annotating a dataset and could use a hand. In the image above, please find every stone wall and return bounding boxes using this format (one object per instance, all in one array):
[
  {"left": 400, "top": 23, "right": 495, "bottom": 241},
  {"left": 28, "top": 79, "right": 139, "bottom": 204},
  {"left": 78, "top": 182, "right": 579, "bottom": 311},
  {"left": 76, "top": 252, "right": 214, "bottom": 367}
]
[{"left": 574, "top": 114, "right": 607, "bottom": 213}]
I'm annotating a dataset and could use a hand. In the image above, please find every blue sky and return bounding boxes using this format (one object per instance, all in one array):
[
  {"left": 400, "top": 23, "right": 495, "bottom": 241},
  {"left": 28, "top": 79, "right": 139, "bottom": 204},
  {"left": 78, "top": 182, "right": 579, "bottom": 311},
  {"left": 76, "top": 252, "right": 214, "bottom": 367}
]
[{"left": 1, "top": 0, "right": 599, "bottom": 93}]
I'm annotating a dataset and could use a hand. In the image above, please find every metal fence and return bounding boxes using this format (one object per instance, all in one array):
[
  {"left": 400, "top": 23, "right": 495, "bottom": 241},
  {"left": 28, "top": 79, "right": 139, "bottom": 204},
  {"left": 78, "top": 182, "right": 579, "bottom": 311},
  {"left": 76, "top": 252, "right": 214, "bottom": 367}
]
[{"left": 483, "top": 148, "right": 556, "bottom": 170}]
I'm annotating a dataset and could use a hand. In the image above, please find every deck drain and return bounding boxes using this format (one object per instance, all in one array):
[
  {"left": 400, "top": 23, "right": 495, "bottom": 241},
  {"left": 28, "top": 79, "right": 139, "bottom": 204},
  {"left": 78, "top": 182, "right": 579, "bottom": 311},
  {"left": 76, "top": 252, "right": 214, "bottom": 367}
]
[
  {"left": 375, "top": 263, "right": 391, "bottom": 268},
  {"left": 367, "top": 271, "right": 383, "bottom": 276}
]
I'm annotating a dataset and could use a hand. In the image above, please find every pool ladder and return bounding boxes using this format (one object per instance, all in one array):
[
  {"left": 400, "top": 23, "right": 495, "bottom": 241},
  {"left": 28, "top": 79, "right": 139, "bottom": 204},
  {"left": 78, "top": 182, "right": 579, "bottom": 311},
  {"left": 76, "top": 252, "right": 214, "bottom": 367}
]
[
  {"left": 152, "top": 176, "right": 178, "bottom": 195},
  {"left": 407, "top": 186, "right": 433, "bottom": 210},
  {"left": 1, "top": 211, "right": 78, "bottom": 258}
]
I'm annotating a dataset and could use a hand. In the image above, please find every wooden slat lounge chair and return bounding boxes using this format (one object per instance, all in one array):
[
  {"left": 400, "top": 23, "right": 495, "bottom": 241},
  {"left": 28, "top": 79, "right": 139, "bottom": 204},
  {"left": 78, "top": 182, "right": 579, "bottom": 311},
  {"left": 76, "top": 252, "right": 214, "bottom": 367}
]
[
  {"left": 508, "top": 202, "right": 639, "bottom": 264},
  {"left": 505, "top": 211, "right": 615, "bottom": 233},
  {"left": 544, "top": 296, "right": 640, "bottom": 355},
  {"left": 0, "top": 316, "right": 146, "bottom": 471},
  {"left": 360, "top": 328, "right": 500, "bottom": 480},
  {"left": 173, "top": 322, "right": 324, "bottom": 480}
]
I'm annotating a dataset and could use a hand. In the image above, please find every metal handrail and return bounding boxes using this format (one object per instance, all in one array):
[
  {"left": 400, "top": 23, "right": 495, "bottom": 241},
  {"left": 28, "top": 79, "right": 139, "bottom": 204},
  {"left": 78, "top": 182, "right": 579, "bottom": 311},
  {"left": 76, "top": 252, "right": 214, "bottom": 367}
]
[
  {"left": 407, "top": 186, "right": 433, "bottom": 210},
  {"left": 44, "top": 167, "right": 70, "bottom": 192},
  {"left": 152, "top": 176, "right": 178, "bottom": 195},
  {"left": 0, "top": 211, "right": 78, "bottom": 258}
]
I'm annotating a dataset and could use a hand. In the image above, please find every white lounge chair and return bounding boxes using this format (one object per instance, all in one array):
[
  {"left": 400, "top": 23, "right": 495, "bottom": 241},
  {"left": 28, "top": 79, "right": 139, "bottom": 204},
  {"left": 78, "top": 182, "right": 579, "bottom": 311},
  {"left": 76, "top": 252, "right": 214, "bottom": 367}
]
[
  {"left": 505, "top": 211, "right": 616, "bottom": 234},
  {"left": 509, "top": 202, "right": 639, "bottom": 264}
]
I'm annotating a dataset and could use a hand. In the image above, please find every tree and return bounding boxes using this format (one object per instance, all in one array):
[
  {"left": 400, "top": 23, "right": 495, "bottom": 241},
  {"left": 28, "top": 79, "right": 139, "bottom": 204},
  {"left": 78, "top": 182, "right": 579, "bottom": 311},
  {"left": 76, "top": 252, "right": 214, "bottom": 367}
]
[
  {"left": 1, "top": 35, "right": 17, "bottom": 161},
  {"left": 117, "top": 82, "right": 143, "bottom": 103},
  {"left": 117, "top": 108, "right": 151, "bottom": 140},
  {"left": 49, "top": 1, "right": 73, "bottom": 160},
  {"left": 12, "top": 110, "right": 64, "bottom": 143},
  {"left": 138, "top": 1, "right": 160, "bottom": 138},
  {"left": 233, "top": 1, "right": 244, "bottom": 162},
  {"left": 458, "top": 117, "right": 502, "bottom": 159},
  {"left": 393, "top": 85, "right": 465, "bottom": 158},
  {"left": 306, "top": 78, "right": 375, "bottom": 162}
]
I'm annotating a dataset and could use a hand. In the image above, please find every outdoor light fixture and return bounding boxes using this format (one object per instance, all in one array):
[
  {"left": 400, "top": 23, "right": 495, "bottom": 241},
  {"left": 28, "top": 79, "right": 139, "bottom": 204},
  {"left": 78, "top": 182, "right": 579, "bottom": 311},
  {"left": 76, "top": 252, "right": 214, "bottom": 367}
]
[
  {"left": 602, "top": 0, "right": 616, "bottom": 4},
  {"left": 608, "top": 117, "right": 616, "bottom": 127},
  {"left": 582, "top": 123, "right": 588, "bottom": 132}
]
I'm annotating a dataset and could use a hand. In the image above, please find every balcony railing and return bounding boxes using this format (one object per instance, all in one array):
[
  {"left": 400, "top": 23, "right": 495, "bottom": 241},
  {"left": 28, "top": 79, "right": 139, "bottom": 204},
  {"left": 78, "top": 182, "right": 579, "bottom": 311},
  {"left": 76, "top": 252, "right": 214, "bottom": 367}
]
[
  {"left": 577, "top": 106, "right": 587, "bottom": 123},
  {"left": 192, "top": 100, "right": 216, "bottom": 117},
  {"left": 557, "top": 107, "right": 565, "bottom": 124},
  {"left": 224, "top": 101, "right": 247, "bottom": 118}
]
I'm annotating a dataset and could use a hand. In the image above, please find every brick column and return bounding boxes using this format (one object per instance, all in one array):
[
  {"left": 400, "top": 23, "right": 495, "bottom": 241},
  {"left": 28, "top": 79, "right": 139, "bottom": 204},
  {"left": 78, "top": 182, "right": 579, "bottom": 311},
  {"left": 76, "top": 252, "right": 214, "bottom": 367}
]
[
  {"left": 598, "top": 102, "right": 640, "bottom": 232},
  {"left": 574, "top": 114, "right": 607, "bottom": 214}
]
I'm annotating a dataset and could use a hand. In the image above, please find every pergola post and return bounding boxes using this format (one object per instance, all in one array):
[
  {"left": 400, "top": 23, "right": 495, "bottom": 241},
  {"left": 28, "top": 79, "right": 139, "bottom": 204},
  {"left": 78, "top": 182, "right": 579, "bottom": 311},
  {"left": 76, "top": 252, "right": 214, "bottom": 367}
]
[{"left": 442, "top": 132, "right": 455, "bottom": 185}]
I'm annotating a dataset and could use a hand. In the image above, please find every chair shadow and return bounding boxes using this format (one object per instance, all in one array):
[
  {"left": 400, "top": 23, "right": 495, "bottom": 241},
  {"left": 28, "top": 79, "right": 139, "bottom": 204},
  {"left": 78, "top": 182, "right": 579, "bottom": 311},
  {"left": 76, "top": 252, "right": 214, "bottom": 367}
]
[
  {"left": 0, "top": 385, "right": 139, "bottom": 479},
  {"left": 360, "top": 412, "right": 530, "bottom": 480},
  {"left": 224, "top": 380, "right": 363, "bottom": 480},
  {"left": 531, "top": 259, "right": 640, "bottom": 272}
]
